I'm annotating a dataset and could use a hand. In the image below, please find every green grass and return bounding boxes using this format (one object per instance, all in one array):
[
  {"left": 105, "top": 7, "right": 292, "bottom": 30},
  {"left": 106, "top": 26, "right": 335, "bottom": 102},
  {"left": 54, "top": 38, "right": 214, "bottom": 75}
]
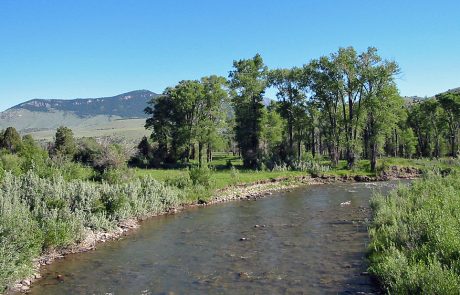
[
  {"left": 368, "top": 172, "right": 460, "bottom": 293},
  {"left": 134, "top": 156, "right": 452, "bottom": 189},
  {"left": 134, "top": 167, "right": 306, "bottom": 190},
  {"left": 383, "top": 157, "right": 460, "bottom": 171}
]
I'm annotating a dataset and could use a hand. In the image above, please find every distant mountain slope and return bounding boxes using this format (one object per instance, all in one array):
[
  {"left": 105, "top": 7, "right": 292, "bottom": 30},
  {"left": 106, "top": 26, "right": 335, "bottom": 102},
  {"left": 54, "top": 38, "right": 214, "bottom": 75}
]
[
  {"left": 445, "top": 87, "right": 460, "bottom": 94},
  {"left": 403, "top": 86, "right": 460, "bottom": 106},
  {"left": 0, "top": 90, "right": 158, "bottom": 136},
  {"left": 5, "top": 90, "right": 157, "bottom": 118}
]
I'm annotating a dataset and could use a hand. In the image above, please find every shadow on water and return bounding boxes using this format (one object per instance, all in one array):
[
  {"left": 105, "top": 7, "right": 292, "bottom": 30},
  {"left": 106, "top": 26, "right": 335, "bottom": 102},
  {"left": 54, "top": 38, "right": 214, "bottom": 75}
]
[{"left": 28, "top": 180, "right": 408, "bottom": 295}]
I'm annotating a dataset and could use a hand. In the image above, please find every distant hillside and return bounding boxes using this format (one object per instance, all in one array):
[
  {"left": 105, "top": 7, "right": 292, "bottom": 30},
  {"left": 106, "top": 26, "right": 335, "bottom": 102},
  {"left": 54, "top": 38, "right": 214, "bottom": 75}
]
[
  {"left": 403, "top": 86, "right": 460, "bottom": 105},
  {"left": 0, "top": 90, "right": 157, "bottom": 140},
  {"left": 445, "top": 87, "right": 460, "bottom": 94},
  {"left": 4, "top": 90, "right": 157, "bottom": 118}
]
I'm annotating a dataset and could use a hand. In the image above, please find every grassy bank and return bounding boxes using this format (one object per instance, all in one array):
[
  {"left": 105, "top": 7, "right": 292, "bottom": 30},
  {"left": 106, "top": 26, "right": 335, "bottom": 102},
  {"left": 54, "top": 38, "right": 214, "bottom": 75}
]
[
  {"left": 368, "top": 171, "right": 460, "bottom": 293},
  {"left": 0, "top": 171, "right": 185, "bottom": 291}
]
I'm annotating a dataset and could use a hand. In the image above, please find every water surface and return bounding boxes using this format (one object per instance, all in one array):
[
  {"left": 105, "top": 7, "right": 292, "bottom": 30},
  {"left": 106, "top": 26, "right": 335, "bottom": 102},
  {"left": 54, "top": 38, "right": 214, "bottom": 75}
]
[{"left": 30, "top": 181, "right": 406, "bottom": 295}]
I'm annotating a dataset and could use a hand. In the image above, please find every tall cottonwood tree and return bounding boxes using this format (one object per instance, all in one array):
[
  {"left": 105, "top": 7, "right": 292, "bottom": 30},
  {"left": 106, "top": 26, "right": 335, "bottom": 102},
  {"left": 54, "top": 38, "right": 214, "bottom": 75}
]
[
  {"left": 408, "top": 99, "right": 445, "bottom": 158},
  {"left": 437, "top": 92, "right": 460, "bottom": 157},
  {"left": 229, "top": 54, "right": 268, "bottom": 168},
  {"left": 307, "top": 56, "right": 342, "bottom": 166},
  {"left": 196, "top": 75, "right": 229, "bottom": 166},
  {"left": 269, "top": 67, "right": 305, "bottom": 156},
  {"left": 360, "top": 50, "right": 401, "bottom": 171}
]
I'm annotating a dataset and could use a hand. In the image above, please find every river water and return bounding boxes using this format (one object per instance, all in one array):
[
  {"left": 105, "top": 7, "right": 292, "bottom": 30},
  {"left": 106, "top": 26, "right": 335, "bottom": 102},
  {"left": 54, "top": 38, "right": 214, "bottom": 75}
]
[{"left": 29, "top": 181, "right": 406, "bottom": 295}]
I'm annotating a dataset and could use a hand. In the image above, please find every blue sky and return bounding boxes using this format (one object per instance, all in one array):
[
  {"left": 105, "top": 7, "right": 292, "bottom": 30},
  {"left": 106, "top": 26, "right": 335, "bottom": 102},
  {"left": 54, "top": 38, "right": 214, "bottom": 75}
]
[{"left": 1, "top": 0, "right": 459, "bottom": 111}]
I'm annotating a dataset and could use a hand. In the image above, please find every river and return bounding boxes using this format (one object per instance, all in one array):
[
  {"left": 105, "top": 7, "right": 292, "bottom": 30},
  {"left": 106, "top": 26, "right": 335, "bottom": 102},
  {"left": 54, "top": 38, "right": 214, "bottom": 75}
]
[{"left": 29, "top": 181, "right": 406, "bottom": 295}]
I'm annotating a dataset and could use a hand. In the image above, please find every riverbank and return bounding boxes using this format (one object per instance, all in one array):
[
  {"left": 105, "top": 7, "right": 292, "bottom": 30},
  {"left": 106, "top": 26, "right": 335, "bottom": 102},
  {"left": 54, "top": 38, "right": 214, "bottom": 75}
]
[
  {"left": 368, "top": 172, "right": 460, "bottom": 293},
  {"left": 8, "top": 165, "right": 421, "bottom": 293}
]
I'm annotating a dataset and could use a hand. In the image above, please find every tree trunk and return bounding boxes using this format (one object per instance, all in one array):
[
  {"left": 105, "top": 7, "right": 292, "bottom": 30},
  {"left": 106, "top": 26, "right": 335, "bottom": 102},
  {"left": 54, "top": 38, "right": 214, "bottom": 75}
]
[
  {"left": 370, "top": 142, "right": 377, "bottom": 172},
  {"left": 207, "top": 143, "right": 212, "bottom": 163},
  {"left": 198, "top": 142, "right": 203, "bottom": 167},
  {"left": 311, "top": 128, "right": 316, "bottom": 158}
]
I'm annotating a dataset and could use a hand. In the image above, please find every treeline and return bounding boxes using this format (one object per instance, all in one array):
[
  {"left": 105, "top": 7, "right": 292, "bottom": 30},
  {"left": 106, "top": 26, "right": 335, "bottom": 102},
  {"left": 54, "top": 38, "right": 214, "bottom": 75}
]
[{"left": 137, "top": 47, "right": 460, "bottom": 171}]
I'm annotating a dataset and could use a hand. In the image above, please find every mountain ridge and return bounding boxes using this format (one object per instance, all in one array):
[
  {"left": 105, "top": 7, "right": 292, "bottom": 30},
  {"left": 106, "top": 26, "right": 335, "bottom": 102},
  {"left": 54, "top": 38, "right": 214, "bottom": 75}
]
[
  {"left": 0, "top": 90, "right": 158, "bottom": 140},
  {"left": 4, "top": 90, "right": 157, "bottom": 118}
]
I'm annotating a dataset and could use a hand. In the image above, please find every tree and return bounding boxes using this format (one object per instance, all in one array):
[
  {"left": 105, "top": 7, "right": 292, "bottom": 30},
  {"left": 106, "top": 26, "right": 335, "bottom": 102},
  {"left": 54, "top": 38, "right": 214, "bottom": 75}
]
[
  {"left": 399, "top": 127, "right": 417, "bottom": 158},
  {"left": 360, "top": 51, "right": 401, "bottom": 172},
  {"left": 364, "top": 85, "right": 403, "bottom": 171},
  {"left": 145, "top": 93, "right": 174, "bottom": 163},
  {"left": 196, "top": 75, "right": 228, "bottom": 166},
  {"left": 54, "top": 126, "right": 76, "bottom": 158},
  {"left": 0, "top": 127, "right": 22, "bottom": 153},
  {"left": 18, "top": 134, "right": 50, "bottom": 175},
  {"left": 229, "top": 54, "right": 268, "bottom": 168},
  {"left": 260, "top": 104, "right": 285, "bottom": 157},
  {"left": 335, "top": 47, "right": 364, "bottom": 169},
  {"left": 307, "top": 56, "right": 342, "bottom": 166},
  {"left": 437, "top": 92, "right": 460, "bottom": 157},
  {"left": 145, "top": 80, "right": 204, "bottom": 163},
  {"left": 269, "top": 67, "right": 305, "bottom": 156},
  {"left": 145, "top": 77, "right": 228, "bottom": 166},
  {"left": 74, "top": 137, "right": 103, "bottom": 164},
  {"left": 408, "top": 100, "right": 444, "bottom": 158}
]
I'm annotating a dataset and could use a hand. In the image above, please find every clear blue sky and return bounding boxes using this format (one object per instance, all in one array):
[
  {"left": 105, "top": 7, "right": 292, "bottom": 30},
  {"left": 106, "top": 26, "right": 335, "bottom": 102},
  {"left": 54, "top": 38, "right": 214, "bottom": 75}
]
[{"left": 1, "top": 0, "right": 459, "bottom": 112}]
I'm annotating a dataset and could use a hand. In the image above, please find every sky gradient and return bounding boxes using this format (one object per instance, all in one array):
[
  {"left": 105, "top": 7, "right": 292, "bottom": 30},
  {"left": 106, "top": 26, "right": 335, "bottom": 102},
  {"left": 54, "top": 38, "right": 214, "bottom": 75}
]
[{"left": 1, "top": 0, "right": 459, "bottom": 112}]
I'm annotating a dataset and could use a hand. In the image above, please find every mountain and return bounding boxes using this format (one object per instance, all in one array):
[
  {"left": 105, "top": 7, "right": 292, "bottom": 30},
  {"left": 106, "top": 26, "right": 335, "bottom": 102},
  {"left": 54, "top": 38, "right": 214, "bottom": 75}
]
[
  {"left": 0, "top": 90, "right": 158, "bottom": 140},
  {"left": 4, "top": 90, "right": 157, "bottom": 118},
  {"left": 445, "top": 87, "right": 460, "bottom": 94},
  {"left": 403, "top": 87, "right": 460, "bottom": 106}
]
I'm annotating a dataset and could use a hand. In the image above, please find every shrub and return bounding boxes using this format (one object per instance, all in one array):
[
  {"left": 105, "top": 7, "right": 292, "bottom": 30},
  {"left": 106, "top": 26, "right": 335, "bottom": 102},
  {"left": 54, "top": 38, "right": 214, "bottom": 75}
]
[
  {"left": 0, "top": 152, "right": 23, "bottom": 176},
  {"left": 188, "top": 166, "right": 214, "bottom": 187},
  {"left": 368, "top": 172, "right": 460, "bottom": 293},
  {"left": 100, "top": 167, "right": 133, "bottom": 184},
  {"left": 230, "top": 166, "right": 240, "bottom": 184},
  {"left": 165, "top": 173, "right": 192, "bottom": 189},
  {"left": 0, "top": 175, "right": 43, "bottom": 289},
  {"left": 0, "top": 171, "right": 185, "bottom": 289}
]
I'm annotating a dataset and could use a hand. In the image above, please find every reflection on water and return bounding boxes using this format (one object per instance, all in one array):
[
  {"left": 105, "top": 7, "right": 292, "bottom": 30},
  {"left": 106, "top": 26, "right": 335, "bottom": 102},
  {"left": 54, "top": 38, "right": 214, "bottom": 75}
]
[{"left": 30, "top": 181, "right": 407, "bottom": 295}]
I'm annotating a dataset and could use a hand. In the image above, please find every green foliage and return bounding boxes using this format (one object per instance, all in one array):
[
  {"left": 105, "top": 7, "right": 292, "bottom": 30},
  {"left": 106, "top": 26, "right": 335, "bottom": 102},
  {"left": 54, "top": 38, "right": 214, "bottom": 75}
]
[
  {"left": 436, "top": 92, "right": 460, "bottom": 157},
  {"left": 368, "top": 173, "right": 460, "bottom": 293},
  {"left": 145, "top": 76, "right": 228, "bottom": 166},
  {"left": 0, "top": 127, "right": 22, "bottom": 153},
  {"left": 408, "top": 99, "right": 446, "bottom": 158},
  {"left": 229, "top": 54, "right": 268, "bottom": 168},
  {"left": 229, "top": 166, "right": 240, "bottom": 184},
  {"left": 54, "top": 126, "right": 77, "bottom": 158},
  {"left": 100, "top": 167, "right": 133, "bottom": 184},
  {"left": 0, "top": 170, "right": 185, "bottom": 289},
  {"left": 260, "top": 106, "right": 285, "bottom": 156},
  {"left": 164, "top": 172, "right": 192, "bottom": 189},
  {"left": 188, "top": 166, "right": 213, "bottom": 187},
  {"left": 0, "top": 152, "right": 23, "bottom": 176},
  {"left": 74, "top": 137, "right": 104, "bottom": 165},
  {"left": 0, "top": 186, "right": 43, "bottom": 289},
  {"left": 268, "top": 67, "right": 305, "bottom": 156}
]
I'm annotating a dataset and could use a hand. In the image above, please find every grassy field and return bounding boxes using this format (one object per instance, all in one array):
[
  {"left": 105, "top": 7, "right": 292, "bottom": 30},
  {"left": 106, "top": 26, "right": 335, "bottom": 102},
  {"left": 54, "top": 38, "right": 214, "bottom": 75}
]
[
  {"left": 26, "top": 118, "right": 149, "bottom": 142},
  {"left": 134, "top": 168, "right": 307, "bottom": 190},
  {"left": 133, "top": 153, "right": 460, "bottom": 191},
  {"left": 134, "top": 152, "right": 306, "bottom": 190}
]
